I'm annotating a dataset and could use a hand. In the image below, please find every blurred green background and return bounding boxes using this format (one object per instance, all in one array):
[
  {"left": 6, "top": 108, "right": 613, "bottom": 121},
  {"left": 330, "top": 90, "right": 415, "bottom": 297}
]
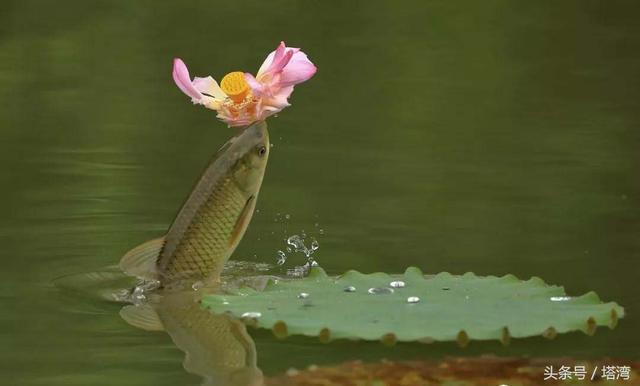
[{"left": 1, "top": 1, "right": 639, "bottom": 385}]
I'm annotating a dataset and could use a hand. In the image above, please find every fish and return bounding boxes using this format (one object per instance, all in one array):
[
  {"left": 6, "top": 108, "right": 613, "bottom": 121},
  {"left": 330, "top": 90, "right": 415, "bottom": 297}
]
[
  {"left": 120, "top": 291, "right": 264, "bottom": 386},
  {"left": 119, "top": 120, "right": 270, "bottom": 285}
]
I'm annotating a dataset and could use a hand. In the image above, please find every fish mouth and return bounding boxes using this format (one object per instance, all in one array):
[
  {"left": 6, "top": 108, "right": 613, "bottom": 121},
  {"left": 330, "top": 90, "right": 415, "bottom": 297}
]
[{"left": 245, "top": 120, "right": 268, "bottom": 142}]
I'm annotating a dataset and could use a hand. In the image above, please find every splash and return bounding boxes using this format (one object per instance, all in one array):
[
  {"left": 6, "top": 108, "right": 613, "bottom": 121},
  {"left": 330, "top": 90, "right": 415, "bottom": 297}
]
[
  {"left": 276, "top": 250, "right": 287, "bottom": 266},
  {"left": 274, "top": 231, "right": 321, "bottom": 278},
  {"left": 117, "top": 279, "right": 160, "bottom": 305},
  {"left": 286, "top": 234, "right": 319, "bottom": 259},
  {"left": 269, "top": 213, "right": 324, "bottom": 277}
]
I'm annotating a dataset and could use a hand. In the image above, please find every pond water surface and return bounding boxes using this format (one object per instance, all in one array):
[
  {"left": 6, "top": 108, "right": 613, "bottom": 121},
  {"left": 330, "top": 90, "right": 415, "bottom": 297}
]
[{"left": 1, "top": 1, "right": 639, "bottom": 385}]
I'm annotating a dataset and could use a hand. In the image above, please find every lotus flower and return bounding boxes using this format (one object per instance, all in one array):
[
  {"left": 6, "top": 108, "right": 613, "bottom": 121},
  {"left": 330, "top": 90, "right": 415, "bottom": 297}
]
[{"left": 172, "top": 42, "right": 316, "bottom": 127}]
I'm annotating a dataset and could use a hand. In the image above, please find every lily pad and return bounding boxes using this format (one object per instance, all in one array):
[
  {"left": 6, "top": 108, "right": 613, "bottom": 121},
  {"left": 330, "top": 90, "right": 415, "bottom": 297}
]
[{"left": 202, "top": 267, "right": 624, "bottom": 345}]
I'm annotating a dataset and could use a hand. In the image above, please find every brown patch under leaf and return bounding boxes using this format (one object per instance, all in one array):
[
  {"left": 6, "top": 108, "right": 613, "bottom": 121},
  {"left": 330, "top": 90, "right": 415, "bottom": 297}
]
[{"left": 266, "top": 357, "right": 640, "bottom": 386}]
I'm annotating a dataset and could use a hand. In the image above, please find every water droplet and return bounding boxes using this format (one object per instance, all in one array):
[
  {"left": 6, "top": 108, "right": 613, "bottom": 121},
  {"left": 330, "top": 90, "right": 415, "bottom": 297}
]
[
  {"left": 287, "top": 234, "right": 304, "bottom": 249},
  {"left": 344, "top": 286, "right": 356, "bottom": 292},
  {"left": 241, "top": 311, "right": 262, "bottom": 319},
  {"left": 191, "top": 281, "right": 204, "bottom": 291},
  {"left": 131, "top": 285, "right": 148, "bottom": 303},
  {"left": 285, "top": 214, "right": 291, "bottom": 220},
  {"left": 314, "top": 222, "right": 319, "bottom": 228},
  {"left": 311, "top": 239, "right": 319, "bottom": 251},
  {"left": 368, "top": 287, "right": 394, "bottom": 295},
  {"left": 270, "top": 143, "right": 274, "bottom": 148},
  {"left": 222, "top": 301, "right": 230, "bottom": 305},
  {"left": 298, "top": 292, "right": 310, "bottom": 299},
  {"left": 276, "top": 250, "right": 287, "bottom": 265},
  {"left": 389, "top": 280, "right": 405, "bottom": 288},
  {"left": 550, "top": 296, "right": 572, "bottom": 302},
  {"left": 309, "top": 260, "right": 319, "bottom": 267},
  {"left": 407, "top": 296, "right": 420, "bottom": 303}
]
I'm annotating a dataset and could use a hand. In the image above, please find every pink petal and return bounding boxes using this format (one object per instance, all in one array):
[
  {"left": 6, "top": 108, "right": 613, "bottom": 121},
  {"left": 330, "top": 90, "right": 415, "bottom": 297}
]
[
  {"left": 270, "top": 42, "right": 287, "bottom": 70},
  {"left": 269, "top": 86, "right": 294, "bottom": 108},
  {"left": 258, "top": 105, "right": 282, "bottom": 120},
  {"left": 244, "top": 73, "right": 265, "bottom": 97},
  {"left": 255, "top": 86, "right": 294, "bottom": 120},
  {"left": 172, "top": 58, "right": 202, "bottom": 101},
  {"left": 257, "top": 51, "right": 276, "bottom": 77},
  {"left": 273, "top": 49, "right": 295, "bottom": 74},
  {"left": 279, "top": 51, "right": 317, "bottom": 87},
  {"left": 256, "top": 42, "right": 284, "bottom": 77},
  {"left": 192, "top": 76, "right": 226, "bottom": 99},
  {"left": 257, "top": 42, "right": 299, "bottom": 78}
]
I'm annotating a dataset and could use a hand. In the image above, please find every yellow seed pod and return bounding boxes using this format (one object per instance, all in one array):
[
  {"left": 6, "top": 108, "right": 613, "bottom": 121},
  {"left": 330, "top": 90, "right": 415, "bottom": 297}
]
[{"left": 220, "top": 71, "right": 250, "bottom": 103}]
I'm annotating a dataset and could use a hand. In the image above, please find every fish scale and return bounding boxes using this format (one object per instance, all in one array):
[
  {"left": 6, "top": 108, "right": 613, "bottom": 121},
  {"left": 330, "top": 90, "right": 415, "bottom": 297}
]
[{"left": 165, "top": 178, "right": 246, "bottom": 279}]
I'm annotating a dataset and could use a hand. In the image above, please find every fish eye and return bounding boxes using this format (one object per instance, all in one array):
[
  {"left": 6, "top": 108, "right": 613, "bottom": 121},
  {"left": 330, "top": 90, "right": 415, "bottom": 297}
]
[{"left": 257, "top": 145, "right": 267, "bottom": 156}]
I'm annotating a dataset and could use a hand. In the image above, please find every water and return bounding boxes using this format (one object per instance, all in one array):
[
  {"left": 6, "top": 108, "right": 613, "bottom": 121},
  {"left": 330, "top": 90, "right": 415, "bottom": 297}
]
[
  {"left": 1, "top": 1, "right": 640, "bottom": 385},
  {"left": 241, "top": 312, "right": 262, "bottom": 319}
]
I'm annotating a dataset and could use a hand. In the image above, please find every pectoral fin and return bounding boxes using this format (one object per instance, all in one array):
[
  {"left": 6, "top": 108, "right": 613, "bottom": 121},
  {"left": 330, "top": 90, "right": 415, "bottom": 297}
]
[
  {"left": 228, "top": 196, "right": 255, "bottom": 248},
  {"left": 119, "top": 237, "right": 165, "bottom": 280}
]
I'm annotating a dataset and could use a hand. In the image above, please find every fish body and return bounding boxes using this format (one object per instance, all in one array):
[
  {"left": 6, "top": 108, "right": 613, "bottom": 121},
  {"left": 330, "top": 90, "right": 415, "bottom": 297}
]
[{"left": 119, "top": 121, "right": 269, "bottom": 285}]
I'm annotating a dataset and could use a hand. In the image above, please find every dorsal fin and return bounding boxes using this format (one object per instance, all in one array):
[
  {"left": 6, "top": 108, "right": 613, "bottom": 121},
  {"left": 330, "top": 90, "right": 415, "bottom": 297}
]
[
  {"left": 120, "top": 304, "right": 164, "bottom": 331},
  {"left": 119, "top": 237, "right": 165, "bottom": 280}
]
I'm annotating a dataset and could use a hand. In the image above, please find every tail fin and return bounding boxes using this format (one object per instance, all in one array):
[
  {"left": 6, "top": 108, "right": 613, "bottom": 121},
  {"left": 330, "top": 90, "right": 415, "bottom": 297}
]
[{"left": 119, "top": 237, "right": 165, "bottom": 280}]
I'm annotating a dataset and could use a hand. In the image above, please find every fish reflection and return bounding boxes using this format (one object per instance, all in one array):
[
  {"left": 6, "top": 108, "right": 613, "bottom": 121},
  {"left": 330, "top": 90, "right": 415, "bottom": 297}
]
[{"left": 120, "top": 290, "right": 264, "bottom": 386}]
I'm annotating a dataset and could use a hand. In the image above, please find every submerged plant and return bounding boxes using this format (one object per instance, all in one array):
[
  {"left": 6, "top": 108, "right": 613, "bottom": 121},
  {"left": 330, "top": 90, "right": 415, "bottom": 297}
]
[
  {"left": 266, "top": 357, "right": 639, "bottom": 386},
  {"left": 172, "top": 42, "right": 317, "bottom": 127},
  {"left": 203, "top": 267, "right": 624, "bottom": 345}
]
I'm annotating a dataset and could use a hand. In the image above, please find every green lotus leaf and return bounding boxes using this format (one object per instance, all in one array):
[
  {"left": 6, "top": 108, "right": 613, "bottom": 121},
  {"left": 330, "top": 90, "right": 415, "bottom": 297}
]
[{"left": 201, "top": 267, "right": 624, "bottom": 345}]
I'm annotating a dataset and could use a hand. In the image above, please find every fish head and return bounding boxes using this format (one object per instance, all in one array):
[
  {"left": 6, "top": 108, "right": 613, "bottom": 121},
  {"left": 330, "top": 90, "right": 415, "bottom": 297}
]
[{"left": 230, "top": 120, "right": 270, "bottom": 195}]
